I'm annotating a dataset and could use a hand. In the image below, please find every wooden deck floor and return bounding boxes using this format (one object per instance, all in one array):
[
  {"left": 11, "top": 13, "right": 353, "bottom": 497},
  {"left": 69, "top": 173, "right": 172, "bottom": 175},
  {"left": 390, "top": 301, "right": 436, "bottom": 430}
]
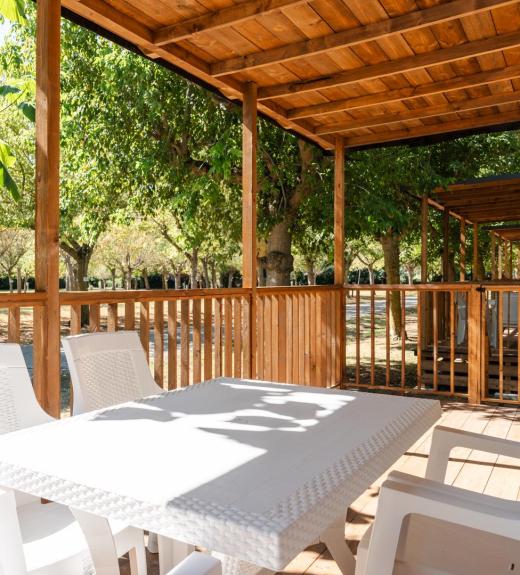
[{"left": 120, "top": 400, "right": 520, "bottom": 575}]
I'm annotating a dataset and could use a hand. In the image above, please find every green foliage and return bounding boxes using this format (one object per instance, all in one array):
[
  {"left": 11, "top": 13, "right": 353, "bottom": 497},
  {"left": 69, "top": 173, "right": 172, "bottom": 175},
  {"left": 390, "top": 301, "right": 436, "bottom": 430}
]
[{"left": 0, "top": 0, "right": 25, "bottom": 24}]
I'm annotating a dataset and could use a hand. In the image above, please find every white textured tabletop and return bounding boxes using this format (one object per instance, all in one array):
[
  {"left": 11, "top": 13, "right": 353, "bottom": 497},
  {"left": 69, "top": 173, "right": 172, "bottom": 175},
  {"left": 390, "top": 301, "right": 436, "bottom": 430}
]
[{"left": 0, "top": 378, "right": 441, "bottom": 569}]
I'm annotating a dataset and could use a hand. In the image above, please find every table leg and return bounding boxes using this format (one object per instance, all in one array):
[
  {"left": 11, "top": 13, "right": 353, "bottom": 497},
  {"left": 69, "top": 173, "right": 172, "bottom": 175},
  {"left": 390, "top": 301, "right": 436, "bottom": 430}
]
[
  {"left": 319, "top": 515, "right": 356, "bottom": 575},
  {"left": 158, "top": 536, "right": 194, "bottom": 575}
]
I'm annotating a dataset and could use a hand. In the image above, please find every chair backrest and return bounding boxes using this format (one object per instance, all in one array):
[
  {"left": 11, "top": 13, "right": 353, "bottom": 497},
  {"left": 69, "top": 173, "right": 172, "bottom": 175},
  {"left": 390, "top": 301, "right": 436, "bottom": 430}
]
[
  {"left": 63, "top": 331, "right": 162, "bottom": 414},
  {"left": 0, "top": 344, "right": 53, "bottom": 434}
]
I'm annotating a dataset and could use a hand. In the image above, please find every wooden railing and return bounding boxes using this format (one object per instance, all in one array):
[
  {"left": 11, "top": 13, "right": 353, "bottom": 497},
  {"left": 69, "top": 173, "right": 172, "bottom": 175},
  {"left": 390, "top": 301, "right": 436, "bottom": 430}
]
[
  {"left": 344, "top": 284, "right": 474, "bottom": 398},
  {"left": 2, "top": 283, "right": 520, "bottom": 410}
]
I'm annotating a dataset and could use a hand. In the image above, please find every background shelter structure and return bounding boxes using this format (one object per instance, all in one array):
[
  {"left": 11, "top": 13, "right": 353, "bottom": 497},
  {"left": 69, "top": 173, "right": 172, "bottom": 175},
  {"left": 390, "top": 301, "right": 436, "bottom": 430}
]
[{"left": 19, "top": 0, "right": 520, "bottom": 415}]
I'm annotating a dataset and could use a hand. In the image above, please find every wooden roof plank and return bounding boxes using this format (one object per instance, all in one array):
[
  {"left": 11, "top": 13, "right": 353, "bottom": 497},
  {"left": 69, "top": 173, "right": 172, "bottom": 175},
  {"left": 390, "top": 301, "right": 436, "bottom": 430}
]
[
  {"left": 211, "top": 0, "right": 518, "bottom": 76},
  {"left": 257, "top": 29, "right": 520, "bottom": 100},
  {"left": 314, "top": 88, "right": 520, "bottom": 134},
  {"left": 153, "top": 0, "right": 309, "bottom": 46}
]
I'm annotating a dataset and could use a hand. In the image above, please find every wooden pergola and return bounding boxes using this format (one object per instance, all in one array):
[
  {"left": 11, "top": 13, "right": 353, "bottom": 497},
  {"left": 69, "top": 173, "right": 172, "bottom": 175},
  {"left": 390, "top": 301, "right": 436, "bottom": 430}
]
[
  {"left": 34, "top": 0, "right": 520, "bottom": 414},
  {"left": 423, "top": 174, "right": 520, "bottom": 281}
]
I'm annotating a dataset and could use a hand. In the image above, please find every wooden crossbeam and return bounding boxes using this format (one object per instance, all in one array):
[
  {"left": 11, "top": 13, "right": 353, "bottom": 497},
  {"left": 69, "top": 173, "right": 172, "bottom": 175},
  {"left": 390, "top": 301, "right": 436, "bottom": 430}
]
[
  {"left": 153, "top": 0, "right": 307, "bottom": 46},
  {"left": 288, "top": 65, "right": 520, "bottom": 120},
  {"left": 211, "top": 0, "right": 517, "bottom": 77},
  {"left": 315, "top": 90, "right": 520, "bottom": 135},
  {"left": 345, "top": 108, "right": 520, "bottom": 148},
  {"left": 258, "top": 30, "right": 520, "bottom": 101}
]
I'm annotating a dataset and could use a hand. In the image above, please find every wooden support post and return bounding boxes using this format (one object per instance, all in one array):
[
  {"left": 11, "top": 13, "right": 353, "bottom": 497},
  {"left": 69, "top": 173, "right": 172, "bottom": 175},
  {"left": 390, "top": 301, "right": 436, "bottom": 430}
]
[
  {"left": 242, "top": 82, "right": 257, "bottom": 378},
  {"left": 459, "top": 219, "right": 466, "bottom": 282},
  {"left": 442, "top": 208, "right": 450, "bottom": 282},
  {"left": 472, "top": 222, "right": 479, "bottom": 281},
  {"left": 334, "top": 137, "right": 345, "bottom": 386},
  {"left": 467, "top": 285, "right": 483, "bottom": 404},
  {"left": 510, "top": 241, "right": 514, "bottom": 279},
  {"left": 34, "top": 0, "right": 61, "bottom": 417},
  {"left": 498, "top": 237, "right": 503, "bottom": 279},
  {"left": 421, "top": 192, "right": 428, "bottom": 283},
  {"left": 491, "top": 232, "right": 497, "bottom": 280}
]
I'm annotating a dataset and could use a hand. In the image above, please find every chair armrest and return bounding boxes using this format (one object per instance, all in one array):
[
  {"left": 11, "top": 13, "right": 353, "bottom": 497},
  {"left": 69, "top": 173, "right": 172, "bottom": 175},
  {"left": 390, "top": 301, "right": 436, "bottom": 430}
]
[
  {"left": 425, "top": 425, "right": 520, "bottom": 482},
  {"left": 166, "top": 552, "right": 222, "bottom": 575},
  {"left": 0, "top": 488, "right": 26, "bottom": 574},
  {"left": 362, "top": 471, "right": 520, "bottom": 575}
]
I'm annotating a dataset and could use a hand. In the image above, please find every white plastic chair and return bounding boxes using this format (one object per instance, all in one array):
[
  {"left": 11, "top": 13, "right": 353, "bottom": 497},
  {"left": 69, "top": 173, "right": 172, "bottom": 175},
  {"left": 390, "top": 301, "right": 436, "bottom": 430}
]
[
  {"left": 62, "top": 331, "right": 162, "bottom": 415},
  {"left": 356, "top": 425, "right": 520, "bottom": 575},
  {"left": 62, "top": 331, "right": 177, "bottom": 563},
  {"left": 0, "top": 343, "right": 147, "bottom": 575},
  {"left": 165, "top": 553, "right": 221, "bottom": 575}
]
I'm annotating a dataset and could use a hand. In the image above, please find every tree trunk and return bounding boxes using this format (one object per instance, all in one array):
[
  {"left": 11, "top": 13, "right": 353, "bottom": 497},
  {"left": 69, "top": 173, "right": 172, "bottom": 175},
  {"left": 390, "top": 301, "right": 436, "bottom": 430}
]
[
  {"left": 306, "top": 265, "right": 316, "bottom": 285},
  {"left": 406, "top": 267, "right": 414, "bottom": 285},
  {"left": 8, "top": 274, "right": 13, "bottom": 294},
  {"left": 266, "top": 221, "right": 293, "bottom": 286},
  {"left": 368, "top": 266, "right": 375, "bottom": 285},
  {"left": 380, "top": 231, "right": 402, "bottom": 337},
  {"left": 111, "top": 269, "right": 116, "bottom": 290},
  {"left": 201, "top": 258, "right": 210, "bottom": 289},
  {"left": 162, "top": 272, "right": 169, "bottom": 289},
  {"left": 228, "top": 271, "right": 234, "bottom": 288},
  {"left": 175, "top": 272, "right": 182, "bottom": 290},
  {"left": 142, "top": 269, "right": 150, "bottom": 290},
  {"left": 257, "top": 258, "right": 267, "bottom": 287},
  {"left": 16, "top": 267, "right": 22, "bottom": 294},
  {"left": 125, "top": 269, "right": 132, "bottom": 290},
  {"left": 190, "top": 248, "right": 198, "bottom": 289},
  {"left": 210, "top": 261, "right": 218, "bottom": 288}
]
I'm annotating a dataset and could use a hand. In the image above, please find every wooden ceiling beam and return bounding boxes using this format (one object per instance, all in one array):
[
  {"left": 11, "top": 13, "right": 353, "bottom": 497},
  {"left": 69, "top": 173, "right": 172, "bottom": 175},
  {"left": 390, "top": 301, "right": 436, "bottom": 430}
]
[
  {"left": 62, "top": 0, "right": 334, "bottom": 151},
  {"left": 314, "top": 90, "right": 520, "bottom": 135},
  {"left": 288, "top": 64, "right": 520, "bottom": 120},
  {"left": 153, "top": 0, "right": 308, "bottom": 46},
  {"left": 211, "top": 0, "right": 517, "bottom": 77},
  {"left": 344, "top": 109, "right": 520, "bottom": 148},
  {"left": 258, "top": 30, "right": 520, "bottom": 101}
]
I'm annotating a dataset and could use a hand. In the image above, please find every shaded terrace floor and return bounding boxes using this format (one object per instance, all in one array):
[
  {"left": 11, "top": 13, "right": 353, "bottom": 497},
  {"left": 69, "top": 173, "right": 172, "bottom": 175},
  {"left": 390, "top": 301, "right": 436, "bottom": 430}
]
[{"left": 120, "top": 399, "right": 520, "bottom": 575}]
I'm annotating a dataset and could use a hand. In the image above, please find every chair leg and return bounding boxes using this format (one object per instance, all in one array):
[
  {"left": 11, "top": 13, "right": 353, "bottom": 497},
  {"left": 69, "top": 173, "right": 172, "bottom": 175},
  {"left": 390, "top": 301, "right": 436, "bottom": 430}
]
[
  {"left": 148, "top": 532, "right": 159, "bottom": 553},
  {"left": 319, "top": 515, "right": 356, "bottom": 575},
  {"left": 129, "top": 544, "right": 148, "bottom": 575}
]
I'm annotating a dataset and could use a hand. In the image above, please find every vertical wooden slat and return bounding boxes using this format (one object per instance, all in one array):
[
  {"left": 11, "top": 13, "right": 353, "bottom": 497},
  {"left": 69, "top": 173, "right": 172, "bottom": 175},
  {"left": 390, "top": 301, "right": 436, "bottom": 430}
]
[
  {"left": 34, "top": 0, "right": 61, "bottom": 417},
  {"left": 401, "top": 290, "right": 406, "bottom": 388},
  {"left": 298, "top": 293, "right": 306, "bottom": 385},
  {"left": 316, "top": 294, "right": 322, "bottom": 386},
  {"left": 491, "top": 232, "right": 497, "bottom": 280},
  {"left": 355, "top": 290, "right": 360, "bottom": 386},
  {"left": 304, "top": 293, "right": 311, "bottom": 386},
  {"left": 473, "top": 222, "right": 479, "bottom": 281},
  {"left": 192, "top": 299, "right": 201, "bottom": 384},
  {"left": 450, "top": 290, "right": 456, "bottom": 395},
  {"left": 8, "top": 307, "right": 20, "bottom": 343},
  {"left": 233, "top": 298, "right": 242, "bottom": 378},
  {"left": 154, "top": 300, "right": 164, "bottom": 387},
  {"left": 107, "top": 303, "right": 118, "bottom": 332},
  {"left": 310, "top": 293, "right": 317, "bottom": 385},
  {"left": 291, "top": 295, "right": 298, "bottom": 383},
  {"left": 278, "top": 296, "right": 286, "bottom": 382},
  {"left": 386, "top": 290, "right": 391, "bottom": 387},
  {"left": 140, "top": 302, "right": 150, "bottom": 362},
  {"left": 180, "top": 299, "right": 190, "bottom": 386},
  {"left": 498, "top": 291, "right": 504, "bottom": 400},
  {"left": 370, "top": 290, "right": 375, "bottom": 387},
  {"left": 124, "top": 302, "right": 135, "bottom": 330},
  {"left": 70, "top": 304, "right": 81, "bottom": 335},
  {"left": 442, "top": 209, "right": 450, "bottom": 281},
  {"left": 271, "top": 296, "right": 279, "bottom": 381},
  {"left": 417, "top": 291, "right": 422, "bottom": 390},
  {"left": 320, "top": 292, "right": 328, "bottom": 387},
  {"left": 167, "top": 300, "right": 177, "bottom": 390},
  {"left": 89, "top": 304, "right": 100, "bottom": 333},
  {"left": 214, "top": 298, "right": 222, "bottom": 378},
  {"left": 224, "top": 298, "right": 233, "bottom": 377},
  {"left": 264, "top": 296, "right": 272, "bottom": 381},
  {"left": 203, "top": 298, "right": 212, "bottom": 380},
  {"left": 255, "top": 296, "right": 262, "bottom": 380},
  {"left": 242, "top": 82, "right": 257, "bottom": 378},
  {"left": 517, "top": 289, "right": 520, "bottom": 400},
  {"left": 286, "top": 295, "right": 293, "bottom": 383},
  {"left": 433, "top": 291, "right": 438, "bottom": 391},
  {"left": 242, "top": 296, "right": 251, "bottom": 378},
  {"left": 467, "top": 286, "right": 483, "bottom": 404}
]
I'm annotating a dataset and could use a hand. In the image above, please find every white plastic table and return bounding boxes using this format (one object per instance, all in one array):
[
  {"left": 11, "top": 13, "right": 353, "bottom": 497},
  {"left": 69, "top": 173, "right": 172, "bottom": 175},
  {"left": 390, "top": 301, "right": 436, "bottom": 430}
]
[{"left": 0, "top": 378, "right": 441, "bottom": 574}]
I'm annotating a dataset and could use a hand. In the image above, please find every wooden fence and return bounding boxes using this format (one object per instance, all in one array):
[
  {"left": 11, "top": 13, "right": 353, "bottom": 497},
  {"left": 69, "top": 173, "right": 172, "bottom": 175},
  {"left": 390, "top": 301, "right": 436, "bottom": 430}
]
[{"left": 1, "top": 283, "right": 520, "bottom": 410}]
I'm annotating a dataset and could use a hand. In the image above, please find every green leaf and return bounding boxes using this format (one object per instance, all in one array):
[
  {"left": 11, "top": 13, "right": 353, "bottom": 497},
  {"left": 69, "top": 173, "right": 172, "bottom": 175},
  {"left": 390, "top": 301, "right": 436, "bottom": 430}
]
[
  {"left": 0, "top": 84, "right": 21, "bottom": 97},
  {"left": 0, "top": 0, "right": 26, "bottom": 24},
  {"left": 0, "top": 140, "right": 20, "bottom": 201},
  {"left": 17, "top": 101, "right": 35, "bottom": 122}
]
